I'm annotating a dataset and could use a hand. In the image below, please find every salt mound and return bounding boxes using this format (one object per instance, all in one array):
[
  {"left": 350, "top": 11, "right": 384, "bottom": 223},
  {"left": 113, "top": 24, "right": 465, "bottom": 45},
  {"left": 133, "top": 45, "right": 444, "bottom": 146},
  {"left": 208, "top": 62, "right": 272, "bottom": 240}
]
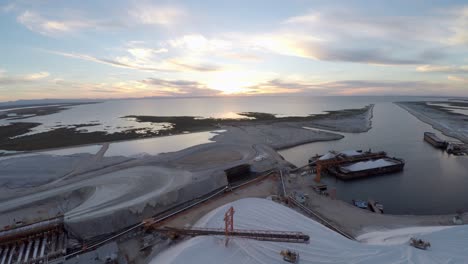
[
  {"left": 341, "top": 159, "right": 396, "bottom": 172},
  {"left": 151, "top": 198, "right": 468, "bottom": 264}
]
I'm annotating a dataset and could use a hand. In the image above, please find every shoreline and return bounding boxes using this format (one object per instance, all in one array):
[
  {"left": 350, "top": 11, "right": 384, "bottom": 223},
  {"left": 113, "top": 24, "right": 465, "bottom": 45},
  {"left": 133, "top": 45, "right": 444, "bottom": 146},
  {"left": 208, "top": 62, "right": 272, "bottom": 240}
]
[
  {"left": 288, "top": 176, "right": 465, "bottom": 237},
  {"left": 0, "top": 105, "right": 373, "bottom": 152},
  {"left": 395, "top": 102, "right": 468, "bottom": 143}
]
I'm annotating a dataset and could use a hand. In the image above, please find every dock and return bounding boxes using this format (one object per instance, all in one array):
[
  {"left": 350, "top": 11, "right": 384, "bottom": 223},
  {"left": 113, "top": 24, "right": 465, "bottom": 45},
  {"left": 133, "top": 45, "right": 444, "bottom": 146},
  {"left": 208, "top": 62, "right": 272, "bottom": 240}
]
[
  {"left": 367, "top": 199, "right": 383, "bottom": 214},
  {"left": 423, "top": 132, "right": 467, "bottom": 155},
  {"left": 308, "top": 150, "right": 402, "bottom": 182},
  {"left": 327, "top": 157, "right": 405, "bottom": 180},
  {"left": 424, "top": 132, "right": 447, "bottom": 149}
]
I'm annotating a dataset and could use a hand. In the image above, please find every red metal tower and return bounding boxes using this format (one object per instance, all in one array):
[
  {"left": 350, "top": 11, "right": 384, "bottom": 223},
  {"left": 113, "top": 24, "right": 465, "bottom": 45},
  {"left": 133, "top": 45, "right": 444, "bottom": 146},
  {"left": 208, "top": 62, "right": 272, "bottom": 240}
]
[{"left": 224, "top": 206, "right": 235, "bottom": 246}]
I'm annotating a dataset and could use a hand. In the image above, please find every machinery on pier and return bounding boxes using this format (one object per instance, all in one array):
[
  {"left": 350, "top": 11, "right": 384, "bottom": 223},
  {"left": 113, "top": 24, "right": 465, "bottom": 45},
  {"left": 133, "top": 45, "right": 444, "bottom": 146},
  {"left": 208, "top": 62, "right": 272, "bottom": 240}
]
[
  {"left": 410, "top": 238, "right": 431, "bottom": 250},
  {"left": 281, "top": 249, "right": 300, "bottom": 263}
]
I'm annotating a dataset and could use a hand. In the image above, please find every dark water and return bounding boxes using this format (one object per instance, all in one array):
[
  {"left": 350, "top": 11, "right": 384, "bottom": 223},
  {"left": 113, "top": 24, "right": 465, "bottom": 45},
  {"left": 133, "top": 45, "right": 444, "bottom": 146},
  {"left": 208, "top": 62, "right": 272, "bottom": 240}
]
[{"left": 279, "top": 101, "right": 468, "bottom": 215}]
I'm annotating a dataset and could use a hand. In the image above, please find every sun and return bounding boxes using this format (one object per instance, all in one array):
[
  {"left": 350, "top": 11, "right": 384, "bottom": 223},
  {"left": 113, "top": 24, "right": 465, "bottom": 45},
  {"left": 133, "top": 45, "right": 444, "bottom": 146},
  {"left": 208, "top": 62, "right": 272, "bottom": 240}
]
[{"left": 207, "top": 71, "right": 256, "bottom": 94}]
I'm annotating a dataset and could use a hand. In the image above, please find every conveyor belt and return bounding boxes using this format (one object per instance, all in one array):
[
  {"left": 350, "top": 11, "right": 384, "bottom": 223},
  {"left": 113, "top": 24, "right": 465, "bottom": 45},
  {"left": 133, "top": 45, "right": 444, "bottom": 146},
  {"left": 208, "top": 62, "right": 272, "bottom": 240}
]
[{"left": 155, "top": 227, "right": 310, "bottom": 243}]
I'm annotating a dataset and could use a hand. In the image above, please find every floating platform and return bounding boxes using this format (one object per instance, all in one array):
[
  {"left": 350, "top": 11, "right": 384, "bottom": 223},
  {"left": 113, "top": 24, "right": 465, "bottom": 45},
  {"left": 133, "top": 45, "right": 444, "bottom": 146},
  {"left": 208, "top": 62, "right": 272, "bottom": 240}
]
[
  {"left": 308, "top": 150, "right": 387, "bottom": 165},
  {"left": 308, "top": 149, "right": 404, "bottom": 181},
  {"left": 328, "top": 157, "right": 404, "bottom": 180},
  {"left": 424, "top": 132, "right": 447, "bottom": 149}
]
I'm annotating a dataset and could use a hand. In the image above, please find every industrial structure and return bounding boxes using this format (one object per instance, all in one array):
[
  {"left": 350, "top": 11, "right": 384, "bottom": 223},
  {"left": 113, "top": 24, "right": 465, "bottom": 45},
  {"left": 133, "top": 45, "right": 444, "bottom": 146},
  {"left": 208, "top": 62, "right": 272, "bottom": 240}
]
[
  {"left": 224, "top": 164, "right": 251, "bottom": 183},
  {"left": 144, "top": 206, "right": 310, "bottom": 244},
  {"left": 307, "top": 150, "right": 404, "bottom": 182},
  {"left": 424, "top": 132, "right": 447, "bottom": 149},
  {"left": 0, "top": 217, "right": 67, "bottom": 264},
  {"left": 327, "top": 157, "right": 405, "bottom": 180},
  {"left": 424, "top": 132, "right": 467, "bottom": 155}
]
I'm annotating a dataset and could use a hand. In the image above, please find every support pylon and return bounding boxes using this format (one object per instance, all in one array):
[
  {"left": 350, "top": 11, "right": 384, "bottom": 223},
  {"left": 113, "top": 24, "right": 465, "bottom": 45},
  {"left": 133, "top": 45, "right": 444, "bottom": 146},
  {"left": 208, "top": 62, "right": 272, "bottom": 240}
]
[{"left": 224, "top": 206, "right": 234, "bottom": 246}]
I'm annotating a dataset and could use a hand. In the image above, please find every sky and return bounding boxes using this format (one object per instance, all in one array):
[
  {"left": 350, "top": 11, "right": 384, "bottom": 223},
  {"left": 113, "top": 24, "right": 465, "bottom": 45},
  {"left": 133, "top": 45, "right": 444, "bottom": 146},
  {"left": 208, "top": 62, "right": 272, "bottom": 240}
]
[{"left": 1, "top": 0, "right": 468, "bottom": 101}]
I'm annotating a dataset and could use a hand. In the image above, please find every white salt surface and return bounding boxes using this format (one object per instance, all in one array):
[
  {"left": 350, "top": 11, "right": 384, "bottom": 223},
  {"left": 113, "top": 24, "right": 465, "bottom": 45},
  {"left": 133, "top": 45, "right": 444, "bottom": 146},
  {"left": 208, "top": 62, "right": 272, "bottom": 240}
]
[
  {"left": 319, "top": 150, "right": 362, "bottom": 160},
  {"left": 341, "top": 159, "right": 396, "bottom": 172},
  {"left": 319, "top": 152, "right": 336, "bottom": 160},
  {"left": 339, "top": 150, "right": 362, "bottom": 156},
  {"left": 151, "top": 198, "right": 468, "bottom": 264}
]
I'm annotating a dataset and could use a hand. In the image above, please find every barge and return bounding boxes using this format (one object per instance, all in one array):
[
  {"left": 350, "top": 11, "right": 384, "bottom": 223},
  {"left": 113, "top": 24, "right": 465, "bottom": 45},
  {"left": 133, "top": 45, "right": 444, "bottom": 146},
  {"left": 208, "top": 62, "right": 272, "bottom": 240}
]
[
  {"left": 327, "top": 157, "right": 405, "bottom": 180},
  {"left": 308, "top": 149, "right": 405, "bottom": 182},
  {"left": 308, "top": 149, "right": 386, "bottom": 165},
  {"left": 424, "top": 132, "right": 447, "bottom": 149}
]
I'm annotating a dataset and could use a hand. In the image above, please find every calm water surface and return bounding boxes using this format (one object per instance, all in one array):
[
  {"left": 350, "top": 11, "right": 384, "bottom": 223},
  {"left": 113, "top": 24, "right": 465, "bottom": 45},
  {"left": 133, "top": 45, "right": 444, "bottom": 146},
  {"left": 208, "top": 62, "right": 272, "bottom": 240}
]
[{"left": 279, "top": 101, "right": 468, "bottom": 215}]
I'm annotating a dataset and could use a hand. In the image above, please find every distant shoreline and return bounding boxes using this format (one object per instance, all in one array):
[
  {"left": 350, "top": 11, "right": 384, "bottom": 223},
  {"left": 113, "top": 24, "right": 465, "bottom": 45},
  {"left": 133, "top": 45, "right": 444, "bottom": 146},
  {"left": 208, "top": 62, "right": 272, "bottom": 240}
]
[{"left": 0, "top": 105, "right": 373, "bottom": 152}]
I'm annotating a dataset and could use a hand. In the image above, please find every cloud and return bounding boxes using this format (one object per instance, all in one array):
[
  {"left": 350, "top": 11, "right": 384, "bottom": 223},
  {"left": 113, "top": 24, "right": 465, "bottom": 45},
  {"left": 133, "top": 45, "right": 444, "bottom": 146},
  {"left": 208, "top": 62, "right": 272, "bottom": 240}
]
[
  {"left": 221, "top": 52, "right": 262, "bottom": 62},
  {"left": 263, "top": 34, "right": 430, "bottom": 65},
  {"left": 169, "top": 34, "right": 232, "bottom": 52},
  {"left": 282, "top": 10, "right": 446, "bottom": 44},
  {"left": 127, "top": 48, "right": 168, "bottom": 60},
  {"left": 448, "top": 75, "right": 468, "bottom": 83},
  {"left": 283, "top": 13, "right": 320, "bottom": 24},
  {"left": 244, "top": 78, "right": 467, "bottom": 96},
  {"left": 165, "top": 30, "right": 435, "bottom": 66},
  {"left": 130, "top": 4, "right": 186, "bottom": 26},
  {"left": 447, "top": 7, "right": 468, "bottom": 45},
  {"left": 17, "top": 10, "right": 94, "bottom": 35},
  {"left": 1, "top": 2, "right": 15, "bottom": 12},
  {"left": 165, "top": 58, "right": 222, "bottom": 72},
  {"left": 309, "top": 80, "right": 464, "bottom": 96},
  {"left": 49, "top": 50, "right": 222, "bottom": 73},
  {"left": 309, "top": 47, "right": 426, "bottom": 65},
  {"left": 417, "top": 65, "right": 468, "bottom": 74},
  {"left": 140, "top": 78, "right": 220, "bottom": 96},
  {"left": 265, "top": 8, "right": 468, "bottom": 64},
  {"left": 25, "top": 71, "right": 50, "bottom": 80},
  {"left": 56, "top": 77, "right": 221, "bottom": 97},
  {"left": 244, "top": 79, "right": 316, "bottom": 94},
  {"left": 0, "top": 71, "right": 50, "bottom": 85}
]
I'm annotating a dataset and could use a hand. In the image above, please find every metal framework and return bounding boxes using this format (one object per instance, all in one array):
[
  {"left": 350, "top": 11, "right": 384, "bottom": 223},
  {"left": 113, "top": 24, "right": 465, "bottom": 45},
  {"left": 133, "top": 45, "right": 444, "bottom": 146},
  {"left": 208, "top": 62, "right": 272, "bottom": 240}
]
[
  {"left": 224, "top": 206, "right": 235, "bottom": 246},
  {"left": 0, "top": 218, "right": 67, "bottom": 264},
  {"left": 155, "top": 227, "right": 310, "bottom": 244},
  {"left": 152, "top": 206, "right": 310, "bottom": 245}
]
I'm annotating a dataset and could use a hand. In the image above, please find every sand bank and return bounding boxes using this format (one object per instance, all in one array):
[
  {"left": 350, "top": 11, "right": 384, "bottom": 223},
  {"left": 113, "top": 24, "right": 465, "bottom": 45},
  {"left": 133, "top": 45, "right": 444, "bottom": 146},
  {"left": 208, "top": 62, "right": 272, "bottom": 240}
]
[{"left": 396, "top": 102, "right": 468, "bottom": 143}]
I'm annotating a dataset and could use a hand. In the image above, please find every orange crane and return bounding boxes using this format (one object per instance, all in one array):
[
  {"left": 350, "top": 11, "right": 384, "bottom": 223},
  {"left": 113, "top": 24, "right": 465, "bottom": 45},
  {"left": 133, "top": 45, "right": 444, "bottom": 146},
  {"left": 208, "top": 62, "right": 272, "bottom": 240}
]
[{"left": 314, "top": 159, "right": 344, "bottom": 183}]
